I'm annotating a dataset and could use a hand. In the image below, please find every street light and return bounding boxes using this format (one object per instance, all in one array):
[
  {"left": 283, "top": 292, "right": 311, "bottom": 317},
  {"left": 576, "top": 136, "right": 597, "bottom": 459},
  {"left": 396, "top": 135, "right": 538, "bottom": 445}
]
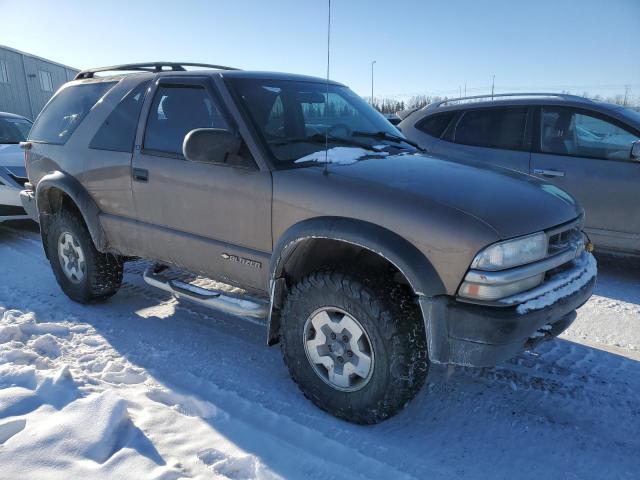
[{"left": 371, "top": 60, "right": 376, "bottom": 106}]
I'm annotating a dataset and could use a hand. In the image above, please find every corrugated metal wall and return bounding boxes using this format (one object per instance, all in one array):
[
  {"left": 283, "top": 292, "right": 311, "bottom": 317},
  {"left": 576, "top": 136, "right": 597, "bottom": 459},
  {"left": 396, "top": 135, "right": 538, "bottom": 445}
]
[{"left": 0, "top": 45, "right": 78, "bottom": 120}]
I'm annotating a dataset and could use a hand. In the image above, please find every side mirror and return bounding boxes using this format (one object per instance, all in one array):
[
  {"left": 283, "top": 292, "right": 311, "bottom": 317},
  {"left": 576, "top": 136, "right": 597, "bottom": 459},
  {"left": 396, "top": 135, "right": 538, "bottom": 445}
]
[
  {"left": 183, "top": 128, "right": 242, "bottom": 164},
  {"left": 631, "top": 140, "right": 640, "bottom": 161}
]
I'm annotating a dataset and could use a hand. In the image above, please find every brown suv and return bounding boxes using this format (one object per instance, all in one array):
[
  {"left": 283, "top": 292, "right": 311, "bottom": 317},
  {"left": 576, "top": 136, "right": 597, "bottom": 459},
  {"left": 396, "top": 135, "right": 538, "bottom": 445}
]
[{"left": 20, "top": 62, "right": 596, "bottom": 423}]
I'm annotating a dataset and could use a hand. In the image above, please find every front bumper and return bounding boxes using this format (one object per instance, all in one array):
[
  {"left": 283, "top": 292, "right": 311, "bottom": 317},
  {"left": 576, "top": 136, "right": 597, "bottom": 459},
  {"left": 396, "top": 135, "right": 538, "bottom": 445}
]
[
  {"left": 420, "top": 253, "right": 596, "bottom": 367},
  {"left": 19, "top": 189, "right": 39, "bottom": 223}
]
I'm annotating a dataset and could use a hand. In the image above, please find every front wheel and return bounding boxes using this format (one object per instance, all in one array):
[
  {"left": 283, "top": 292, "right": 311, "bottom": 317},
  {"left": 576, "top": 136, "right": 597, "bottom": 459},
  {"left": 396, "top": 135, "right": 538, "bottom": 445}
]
[
  {"left": 45, "top": 210, "right": 123, "bottom": 303},
  {"left": 280, "top": 270, "right": 428, "bottom": 424}
]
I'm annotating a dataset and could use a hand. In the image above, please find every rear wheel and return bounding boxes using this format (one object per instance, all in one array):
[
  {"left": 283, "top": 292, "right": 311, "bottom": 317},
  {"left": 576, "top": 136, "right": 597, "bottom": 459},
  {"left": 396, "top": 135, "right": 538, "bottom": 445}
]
[
  {"left": 45, "top": 210, "right": 123, "bottom": 303},
  {"left": 280, "top": 269, "right": 428, "bottom": 424}
]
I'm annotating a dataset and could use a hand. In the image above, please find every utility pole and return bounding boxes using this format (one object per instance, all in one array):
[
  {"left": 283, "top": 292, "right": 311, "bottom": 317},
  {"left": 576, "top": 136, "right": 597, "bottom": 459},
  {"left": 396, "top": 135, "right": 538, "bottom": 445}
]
[
  {"left": 623, "top": 85, "right": 630, "bottom": 106},
  {"left": 491, "top": 75, "right": 495, "bottom": 99},
  {"left": 464, "top": 81, "right": 467, "bottom": 97},
  {"left": 371, "top": 60, "right": 376, "bottom": 106}
]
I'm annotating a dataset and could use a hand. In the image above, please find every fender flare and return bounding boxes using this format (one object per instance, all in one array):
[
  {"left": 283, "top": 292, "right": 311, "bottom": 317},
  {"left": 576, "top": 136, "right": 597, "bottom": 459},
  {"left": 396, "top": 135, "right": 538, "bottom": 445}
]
[
  {"left": 35, "top": 171, "right": 108, "bottom": 252},
  {"left": 267, "top": 216, "right": 447, "bottom": 345}
]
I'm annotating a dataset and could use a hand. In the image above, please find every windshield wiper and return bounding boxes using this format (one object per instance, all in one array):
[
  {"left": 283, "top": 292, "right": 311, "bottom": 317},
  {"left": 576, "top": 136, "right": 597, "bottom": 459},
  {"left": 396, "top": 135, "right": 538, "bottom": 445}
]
[
  {"left": 270, "top": 133, "right": 383, "bottom": 152},
  {"left": 351, "top": 131, "right": 424, "bottom": 151}
]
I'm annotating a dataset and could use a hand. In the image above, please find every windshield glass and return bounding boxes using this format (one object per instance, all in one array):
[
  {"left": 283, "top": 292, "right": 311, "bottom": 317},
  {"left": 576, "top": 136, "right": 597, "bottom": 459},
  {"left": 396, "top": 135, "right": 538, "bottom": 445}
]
[
  {"left": 227, "top": 78, "right": 416, "bottom": 166},
  {"left": 0, "top": 117, "right": 32, "bottom": 144},
  {"left": 616, "top": 106, "right": 640, "bottom": 127}
]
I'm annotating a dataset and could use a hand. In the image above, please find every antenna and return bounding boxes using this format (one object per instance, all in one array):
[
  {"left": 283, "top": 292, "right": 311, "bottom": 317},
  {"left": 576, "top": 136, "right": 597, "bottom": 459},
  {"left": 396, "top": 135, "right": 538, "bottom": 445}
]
[{"left": 323, "top": 0, "right": 331, "bottom": 175}]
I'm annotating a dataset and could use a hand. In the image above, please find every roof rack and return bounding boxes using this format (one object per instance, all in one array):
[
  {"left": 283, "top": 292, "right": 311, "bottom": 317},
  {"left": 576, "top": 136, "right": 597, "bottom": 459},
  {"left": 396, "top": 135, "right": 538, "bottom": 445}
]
[
  {"left": 74, "top": 62, "right": 239, "bottom": 80},
  {"left": 426, "top": 92, "right": 591, "bottom": 110}
]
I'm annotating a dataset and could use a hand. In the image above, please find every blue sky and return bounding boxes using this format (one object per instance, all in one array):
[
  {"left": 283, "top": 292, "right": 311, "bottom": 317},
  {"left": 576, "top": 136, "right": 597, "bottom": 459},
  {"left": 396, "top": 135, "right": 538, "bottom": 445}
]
[{"left": 2, "top": 0, "right": 638, "bottom": 101}]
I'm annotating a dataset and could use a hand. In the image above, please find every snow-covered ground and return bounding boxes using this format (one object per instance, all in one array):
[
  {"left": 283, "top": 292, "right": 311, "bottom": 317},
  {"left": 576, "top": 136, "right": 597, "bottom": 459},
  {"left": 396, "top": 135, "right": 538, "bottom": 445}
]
[{"left": 0, "top": 222, "right": 638, "bottom": 480}]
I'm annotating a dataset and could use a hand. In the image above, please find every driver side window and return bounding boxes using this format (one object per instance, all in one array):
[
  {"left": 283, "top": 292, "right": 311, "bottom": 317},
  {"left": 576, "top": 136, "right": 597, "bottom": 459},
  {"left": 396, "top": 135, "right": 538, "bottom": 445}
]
[
  {"left": 541, "top": 107, "right": 639, "bottom": 161},
  {"left": 144, "top": 84, "right": 228, "bottom": 156}
]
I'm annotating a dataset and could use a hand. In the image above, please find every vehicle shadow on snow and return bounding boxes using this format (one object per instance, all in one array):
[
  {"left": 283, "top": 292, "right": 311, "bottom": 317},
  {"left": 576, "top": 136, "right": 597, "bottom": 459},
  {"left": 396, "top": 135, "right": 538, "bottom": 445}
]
[{"left": 593, "top": 252, "right": 640, "bottom": 305}]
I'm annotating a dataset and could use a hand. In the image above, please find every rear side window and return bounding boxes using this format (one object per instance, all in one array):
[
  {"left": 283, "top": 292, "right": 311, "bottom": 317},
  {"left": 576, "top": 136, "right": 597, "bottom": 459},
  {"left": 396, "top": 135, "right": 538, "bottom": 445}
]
[
  {"left": 144, "top": 85, "right": 228, "bottom": 155},
  {"left": 416, "top": 111, "right": 456, "bottom": 138},
  {"left": 90, "top": 81, "right": 150, "bottom": 153},
  {"left": 454, "top": 107, "right": 528, "bottom": 151},
  {"left": 29, "top": 82, "right": 116, "bottom": 145}
]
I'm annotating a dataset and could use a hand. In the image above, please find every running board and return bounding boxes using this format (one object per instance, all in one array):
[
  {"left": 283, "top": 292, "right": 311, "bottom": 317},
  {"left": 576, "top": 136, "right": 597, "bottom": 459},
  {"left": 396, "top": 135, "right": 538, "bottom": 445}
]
[{"left": 142, "top": 265, "right": 269, "bottom": 319}]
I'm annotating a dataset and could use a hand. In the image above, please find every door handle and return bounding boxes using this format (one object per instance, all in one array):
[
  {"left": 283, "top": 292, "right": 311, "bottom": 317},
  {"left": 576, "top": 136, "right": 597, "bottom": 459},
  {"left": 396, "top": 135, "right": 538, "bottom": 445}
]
[
  {"left": 533, "top": 168, "right": 565, "bottom": 178},
  {"left": 132, "top": 168, "right": 149, "bottom": 182}
]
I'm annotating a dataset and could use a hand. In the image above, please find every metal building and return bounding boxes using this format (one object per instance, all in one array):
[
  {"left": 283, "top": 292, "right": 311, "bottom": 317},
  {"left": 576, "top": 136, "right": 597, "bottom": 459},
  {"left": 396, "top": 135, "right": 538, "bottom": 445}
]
[{"left": 0, "top": 45, "right": 79, "bottom": 120}]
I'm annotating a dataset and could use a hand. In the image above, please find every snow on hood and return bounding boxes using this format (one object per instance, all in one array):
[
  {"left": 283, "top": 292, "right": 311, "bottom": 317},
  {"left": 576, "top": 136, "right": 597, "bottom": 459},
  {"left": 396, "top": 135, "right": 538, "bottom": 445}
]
[{"left": 294, "top": 146, "right": 388, "bottom": 165}]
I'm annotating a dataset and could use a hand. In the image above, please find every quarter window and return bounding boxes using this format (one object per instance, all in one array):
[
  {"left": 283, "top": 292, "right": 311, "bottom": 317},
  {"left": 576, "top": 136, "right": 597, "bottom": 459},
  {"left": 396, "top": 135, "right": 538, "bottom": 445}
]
[
  {"left": 416, "top": 111, "right": 456, "bottom": 138},
  {"left": 29, "top": 81, "right": 116, "bottom": 145},
  {"left": 144, "top": 85, "right": 227, "bottom": 156},
  {"left": 38, "top": 69, "right": 54, "bottom": 92},
  {"left": 90, "top": 81, "right": 150, "bottom": 152},
  {"left": 454, "top": 107, "right": 528, "bottom": 150},
  {"left": 0, "top": 60, "right": 9, "bottom": 84},
  {"left": 540, "top": 107, "right": 639, "bottom": 161}
]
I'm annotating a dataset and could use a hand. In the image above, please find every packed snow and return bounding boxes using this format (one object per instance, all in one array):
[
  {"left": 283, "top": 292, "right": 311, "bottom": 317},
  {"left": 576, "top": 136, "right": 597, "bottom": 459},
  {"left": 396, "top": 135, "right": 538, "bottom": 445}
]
[
  {"left": 508, "top": 252, "right": 597, "bottom": 313},
  {"left": 294, "top": 146, "right": 388, "bottom": 165},
  {"left": 0, "top": 222, "right": 638, "bottom": 479}
]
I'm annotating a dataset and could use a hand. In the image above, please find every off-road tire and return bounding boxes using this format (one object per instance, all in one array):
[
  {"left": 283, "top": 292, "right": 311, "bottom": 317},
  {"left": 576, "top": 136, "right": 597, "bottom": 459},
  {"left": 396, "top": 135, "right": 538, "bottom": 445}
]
[
  {"left": 280, "top": 269, "right": 428, "bottom": 424},
  {"left": 45, "top": 209, "right": 123, "bottom": 303}
]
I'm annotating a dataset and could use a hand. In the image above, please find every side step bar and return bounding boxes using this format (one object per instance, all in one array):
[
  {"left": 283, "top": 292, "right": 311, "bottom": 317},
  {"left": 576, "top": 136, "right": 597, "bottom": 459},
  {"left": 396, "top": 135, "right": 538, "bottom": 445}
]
[{"left": 143, "top": 265, "right": 269, "bottom": 319}]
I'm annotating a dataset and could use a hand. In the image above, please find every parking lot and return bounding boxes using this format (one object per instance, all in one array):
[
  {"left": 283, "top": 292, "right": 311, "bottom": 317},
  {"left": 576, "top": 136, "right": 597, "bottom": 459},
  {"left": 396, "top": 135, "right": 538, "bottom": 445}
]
[{"left": 1, "top": 220, "right": 637, "bottom": 480}]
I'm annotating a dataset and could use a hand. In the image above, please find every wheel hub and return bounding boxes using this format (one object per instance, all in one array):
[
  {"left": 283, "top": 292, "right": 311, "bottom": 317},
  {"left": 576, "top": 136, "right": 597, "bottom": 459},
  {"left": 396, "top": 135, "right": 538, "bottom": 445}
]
[
  {"left": 57, "top": 232, "right": 86, "bottom": 284},
  {"left": 330, "top": 340, "right": 346, "bottom": 357},
  {"left": 303, "top": 307, "right": 374, "bottom": 392}
]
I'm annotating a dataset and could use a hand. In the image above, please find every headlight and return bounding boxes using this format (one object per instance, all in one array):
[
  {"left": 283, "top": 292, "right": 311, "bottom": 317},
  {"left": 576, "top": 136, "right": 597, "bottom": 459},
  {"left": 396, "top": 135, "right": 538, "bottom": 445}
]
[
  {"left": 471, "top": 232, "right": 547, "bottom": 271},
  {"left": 459, "top": 273, "right": 544, "bottom": 301}
]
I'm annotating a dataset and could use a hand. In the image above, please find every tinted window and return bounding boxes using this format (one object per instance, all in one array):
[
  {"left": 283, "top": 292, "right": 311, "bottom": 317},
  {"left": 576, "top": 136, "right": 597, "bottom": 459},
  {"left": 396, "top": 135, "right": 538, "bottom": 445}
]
[
  {"left": 90, "top": 81, "right": 150, "bottom": 152},
  {"left": 454, "top": 107, "right": 528, "bottom": 150},
  {"left": 29, "top": 82, "right": 116, "bottom": 145},
  {"left": 541, "top": 107, "right": 640, "bottom": 161},
  {"left": 0, "top": 117, "right": 32, "bottom": 143},
  {"left": 416, "top": 111, "right": 456, "bottom": 138},
  {"left": 144, "top": 85, "right": 227, "bottom": 155}
]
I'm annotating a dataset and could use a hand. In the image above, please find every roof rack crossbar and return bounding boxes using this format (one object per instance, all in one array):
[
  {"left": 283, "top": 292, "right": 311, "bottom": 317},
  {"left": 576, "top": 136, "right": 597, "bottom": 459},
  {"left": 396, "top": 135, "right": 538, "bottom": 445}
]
[
  {"left": 427, "top": 92, "right": 591, "bottom": 109},
  {"left": 74, "top": 62, "right": 239, "bottom": 80}
]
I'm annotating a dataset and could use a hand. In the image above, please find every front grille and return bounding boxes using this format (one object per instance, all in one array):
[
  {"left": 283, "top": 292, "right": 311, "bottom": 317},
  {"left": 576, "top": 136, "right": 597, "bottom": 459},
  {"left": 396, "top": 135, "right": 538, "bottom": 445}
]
[{"left": 547, "top": 224, "right": 583, "bottom": 257}]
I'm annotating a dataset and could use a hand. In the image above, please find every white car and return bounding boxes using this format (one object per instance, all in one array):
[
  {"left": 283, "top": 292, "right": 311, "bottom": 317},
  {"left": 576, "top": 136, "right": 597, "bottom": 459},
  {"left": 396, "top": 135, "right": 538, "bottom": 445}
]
[{"left": 0, "top": 112, "right": 32, "bottom": 222}]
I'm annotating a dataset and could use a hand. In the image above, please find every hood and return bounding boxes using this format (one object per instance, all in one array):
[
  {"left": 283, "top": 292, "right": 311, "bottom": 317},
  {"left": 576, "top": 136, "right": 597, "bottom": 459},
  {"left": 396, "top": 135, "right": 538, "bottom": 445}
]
[
  {"left": 328, "top": 152, "right": 582, "bottom": 239},
  {"left": 0, "top": 144, "right": 24, "bottom": 168}
]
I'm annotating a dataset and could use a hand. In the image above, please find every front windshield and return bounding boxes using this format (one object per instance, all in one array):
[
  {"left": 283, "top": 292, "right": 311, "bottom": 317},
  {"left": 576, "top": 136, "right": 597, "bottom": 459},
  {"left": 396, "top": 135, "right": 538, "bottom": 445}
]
[
  {"left": 0, "top": 117, "right": 32, "bottom": 144},
  {"left": 616, "top": 106, "right": 640, "bottom": 126},
  {"left": 228, "top": 78, "right": 416, "bottom": 166}
]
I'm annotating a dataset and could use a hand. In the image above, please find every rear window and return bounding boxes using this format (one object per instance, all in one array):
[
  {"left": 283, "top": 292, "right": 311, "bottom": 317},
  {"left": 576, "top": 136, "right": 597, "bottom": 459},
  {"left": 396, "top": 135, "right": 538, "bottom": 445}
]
[
  {"left": 29, "top": 81, "right": 116, "bottom": 145},
  {"left": 453, "top": 107, "right": 528, "bottom": 151},
  {"left": 90, "top": 81, "right": 150, "bottom": 153},
  {"left": 415, "top": 111, "right": 456, "bottom": 138}
]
